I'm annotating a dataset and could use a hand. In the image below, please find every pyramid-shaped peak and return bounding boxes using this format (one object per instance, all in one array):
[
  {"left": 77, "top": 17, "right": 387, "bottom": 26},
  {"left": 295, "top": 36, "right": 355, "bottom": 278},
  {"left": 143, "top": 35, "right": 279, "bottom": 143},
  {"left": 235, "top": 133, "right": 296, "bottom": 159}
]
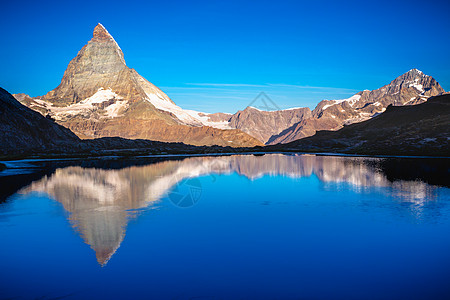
[
  {"left": 406, "top": 68, "right": 426, "bottom": 76},
  {"left": 92, "top": 23, "right": 117, "bottom": 44},
  {"left": 393, "top": 68, "right": 431, "bottom": 83},
  {"left": 409, "top": 68, "right": 423, "bottom": 74}
]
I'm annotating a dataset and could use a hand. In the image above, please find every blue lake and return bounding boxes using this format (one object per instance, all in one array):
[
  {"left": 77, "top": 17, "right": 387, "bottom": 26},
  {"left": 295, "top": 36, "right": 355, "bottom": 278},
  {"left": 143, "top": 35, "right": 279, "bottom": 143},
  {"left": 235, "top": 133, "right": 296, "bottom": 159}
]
[{"left": 0, "top": 154, "right": 449, "bottom": 300}]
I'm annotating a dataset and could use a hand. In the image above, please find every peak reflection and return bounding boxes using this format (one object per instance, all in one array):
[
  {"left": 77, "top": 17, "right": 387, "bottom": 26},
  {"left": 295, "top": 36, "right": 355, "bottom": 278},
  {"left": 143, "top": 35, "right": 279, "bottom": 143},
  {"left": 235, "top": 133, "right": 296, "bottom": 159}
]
[{"left": 18, "top": 154, "right": 445, "bottom": 265}]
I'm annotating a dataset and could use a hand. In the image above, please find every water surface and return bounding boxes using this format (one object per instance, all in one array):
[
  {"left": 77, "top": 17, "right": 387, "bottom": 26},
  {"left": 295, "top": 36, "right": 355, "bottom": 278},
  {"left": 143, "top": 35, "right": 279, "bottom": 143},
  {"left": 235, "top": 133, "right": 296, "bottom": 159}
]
[{"left": 0, "top": 154, "right": 449, "bottom": 299}]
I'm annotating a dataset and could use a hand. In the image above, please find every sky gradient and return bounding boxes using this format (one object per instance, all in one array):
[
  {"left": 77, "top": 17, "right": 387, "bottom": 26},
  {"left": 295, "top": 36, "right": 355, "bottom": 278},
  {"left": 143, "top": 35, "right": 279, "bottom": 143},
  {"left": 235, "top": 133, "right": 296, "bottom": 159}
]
[{"left": 1, "top": 0, "right": 449, "bottom": 113}]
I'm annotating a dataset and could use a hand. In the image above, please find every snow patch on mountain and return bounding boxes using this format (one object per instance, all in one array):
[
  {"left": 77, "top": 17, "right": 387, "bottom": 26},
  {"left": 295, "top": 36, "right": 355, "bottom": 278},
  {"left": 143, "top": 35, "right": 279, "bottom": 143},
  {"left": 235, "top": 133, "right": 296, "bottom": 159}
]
[
  {"left": 284, "top": 107, "right": 304, "bottom": 111},
  {"left": 105, "top": 100, "right": 128, "bottom": 118},
  {"left": 408, "top": 78, "right": 425, "bottom": 93},
  {"left": 144, "top": 93, "right": 203, "bottom": 126},
  {"left": 322, "top": 95, "right": 361, "bottom": 110},
  {"left": 144, "top": 90, "right": 233, "bottom": 129},
  {"left": 81, "top": 88, "right": 119, "bottom": 104},
  {"left": 30, "top": 88, "right": 128, "bottom": 120},
  {"left": 185, "top": 110, "right": 232, "bottom": 129}
]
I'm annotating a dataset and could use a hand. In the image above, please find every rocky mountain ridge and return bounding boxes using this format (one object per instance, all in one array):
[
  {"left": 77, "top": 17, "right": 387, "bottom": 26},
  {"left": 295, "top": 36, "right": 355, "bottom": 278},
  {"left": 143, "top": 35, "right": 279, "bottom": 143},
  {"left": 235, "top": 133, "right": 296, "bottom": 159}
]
[{"left": 268, "top": 69, "right": 444, "bottom": 145}]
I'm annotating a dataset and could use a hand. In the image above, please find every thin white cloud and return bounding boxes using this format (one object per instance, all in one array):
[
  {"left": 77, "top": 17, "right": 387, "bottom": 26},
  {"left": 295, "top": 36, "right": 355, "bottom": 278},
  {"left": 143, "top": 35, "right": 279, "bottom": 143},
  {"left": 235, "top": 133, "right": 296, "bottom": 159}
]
[
  {"left": 181, "top": 82, "right": 358, "bottom": 93},
  {"left": 266, "top": 83, "right": 358, "bottom": 92},
  {"left": 185, "top": 83, "right": 267, "bottom": 88},
  {"left": 159, "top": 82, "right": 359, "bottom": 113}
]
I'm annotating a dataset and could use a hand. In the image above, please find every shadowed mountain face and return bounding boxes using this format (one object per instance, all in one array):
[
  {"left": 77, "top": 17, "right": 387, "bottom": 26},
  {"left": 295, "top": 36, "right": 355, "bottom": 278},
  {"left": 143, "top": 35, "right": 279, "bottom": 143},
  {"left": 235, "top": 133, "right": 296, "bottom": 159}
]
[
  {"left": 14, "top": 24, "right": 262, "bottom": 147},
  {"left": 0, "top": 87, "right": 80, "bottom": 154},
  {"left": 15, "top": 154, "right": 447, "bottom": 265},
  {"left": 269, "top": 94, "right": 450, "bottom": 156}
]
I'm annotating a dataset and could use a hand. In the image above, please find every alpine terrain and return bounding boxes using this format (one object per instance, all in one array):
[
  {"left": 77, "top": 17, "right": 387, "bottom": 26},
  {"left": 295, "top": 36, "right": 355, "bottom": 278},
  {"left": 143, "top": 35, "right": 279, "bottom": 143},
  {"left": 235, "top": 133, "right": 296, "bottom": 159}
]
[{"left": 268, "top": 94, "right": 450, "bottom": 156}]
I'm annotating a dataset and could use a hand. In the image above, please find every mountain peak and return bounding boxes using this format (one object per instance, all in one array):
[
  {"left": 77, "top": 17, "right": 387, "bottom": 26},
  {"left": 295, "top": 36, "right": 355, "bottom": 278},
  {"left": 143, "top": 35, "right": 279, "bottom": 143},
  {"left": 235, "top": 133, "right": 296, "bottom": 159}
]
[
  {"left": 92, "top": 23, "right": 120, "bottom": 48},
  {"left": 405, "top": 68, "right": 426, "bottom": 77},
  {"left": 391, "top": 68, "right": 433, "bottom": 87},
  {"left": 93, "top": 23, "right": 111, "bottom": 40},
  {"left": 409, "top": 68, "right": 423, "bottom": 74}
]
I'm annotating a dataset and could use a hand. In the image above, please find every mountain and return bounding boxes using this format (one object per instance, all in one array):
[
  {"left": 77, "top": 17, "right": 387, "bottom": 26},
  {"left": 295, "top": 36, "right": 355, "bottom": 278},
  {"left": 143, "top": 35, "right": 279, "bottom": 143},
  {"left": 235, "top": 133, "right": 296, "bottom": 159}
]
[
  {"left": 267, "top": 94, "right": 450, "bottom": 156},
  {"left": 0, "top": 87, "right": 80, "bottom": 154},
  {"left": 227, "top": 106, "right": 312, "bottom": 143},
  {"left": 199, "top": 69, "right": 445, "bottom": 145},
  {"left": 16, "top": 24, "right": 262, "bottom": 147}
]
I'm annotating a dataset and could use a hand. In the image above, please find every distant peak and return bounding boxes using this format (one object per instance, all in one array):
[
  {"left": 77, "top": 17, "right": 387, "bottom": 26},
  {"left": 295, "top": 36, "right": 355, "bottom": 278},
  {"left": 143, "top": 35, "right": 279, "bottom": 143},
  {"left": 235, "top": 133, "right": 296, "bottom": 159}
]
[
  {"left": 408, "top": 68, "right": 423, "bottom": 74},
  {"left": 394, "top": 68, "right": 430, "bottom": 82}
]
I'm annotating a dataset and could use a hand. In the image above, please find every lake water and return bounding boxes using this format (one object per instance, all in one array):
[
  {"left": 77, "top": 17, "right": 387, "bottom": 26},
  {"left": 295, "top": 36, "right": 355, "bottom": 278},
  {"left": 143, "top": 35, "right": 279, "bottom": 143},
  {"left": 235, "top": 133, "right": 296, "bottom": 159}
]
[{"left": 0, "top": 154, "right": 449, "bottom": 300}]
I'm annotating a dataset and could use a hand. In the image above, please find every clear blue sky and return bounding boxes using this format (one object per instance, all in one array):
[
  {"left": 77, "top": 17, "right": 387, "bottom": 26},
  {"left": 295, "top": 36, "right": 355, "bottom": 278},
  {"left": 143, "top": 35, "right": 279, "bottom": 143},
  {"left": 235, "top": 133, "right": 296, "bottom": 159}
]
[{"left": 1, "top": 0, "right": 449, "bottom": 113}]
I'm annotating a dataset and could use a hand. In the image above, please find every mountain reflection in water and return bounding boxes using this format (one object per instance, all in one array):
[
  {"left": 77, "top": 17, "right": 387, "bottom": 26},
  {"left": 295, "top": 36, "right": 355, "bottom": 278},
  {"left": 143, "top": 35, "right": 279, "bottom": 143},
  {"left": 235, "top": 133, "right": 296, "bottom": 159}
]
[{"left": 16, "top": 154, "right": 447, "bottom": 265}]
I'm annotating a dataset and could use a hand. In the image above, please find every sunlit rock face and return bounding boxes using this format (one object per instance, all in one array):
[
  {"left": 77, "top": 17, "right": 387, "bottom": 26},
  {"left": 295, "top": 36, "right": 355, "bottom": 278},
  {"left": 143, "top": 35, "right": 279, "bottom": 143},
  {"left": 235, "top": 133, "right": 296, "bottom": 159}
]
[
  {"left": 43, "top": 24, "right": 130, "bottom": 106},
  {"left": 20, "top": 154, "right": 440, "bottom": 265},
  {"left": 227, "top": 107, "right": 313, "bottom": 144}
]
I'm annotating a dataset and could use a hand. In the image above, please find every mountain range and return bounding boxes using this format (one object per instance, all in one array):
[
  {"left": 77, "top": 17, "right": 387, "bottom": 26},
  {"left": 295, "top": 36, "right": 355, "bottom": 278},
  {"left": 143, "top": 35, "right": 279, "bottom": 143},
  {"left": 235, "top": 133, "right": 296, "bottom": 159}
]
[
  {"left": 1, "top": 23, "right": 448, "bottom": 157},
  {"left": 13, "top": 24, "right": 446, "bottom": 148},
  {"left": 201, "top": 68, "right": 445, "bottom": 144}
]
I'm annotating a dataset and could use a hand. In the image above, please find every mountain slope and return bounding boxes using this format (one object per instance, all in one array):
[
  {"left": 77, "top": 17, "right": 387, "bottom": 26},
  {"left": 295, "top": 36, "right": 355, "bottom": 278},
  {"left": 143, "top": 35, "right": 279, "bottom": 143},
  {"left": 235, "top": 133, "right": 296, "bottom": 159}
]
[
  {"left": 267, "top": 94, "right": 450, "bottom": 156},
  {"left": 226, "top": 106, "right": 312, "bottom": 143},
  {"left": 17, "top": 24, "right": 262, "bottom": 147},
  {"left": 0, "top": 87, "right": 80, "bottom": 153}
]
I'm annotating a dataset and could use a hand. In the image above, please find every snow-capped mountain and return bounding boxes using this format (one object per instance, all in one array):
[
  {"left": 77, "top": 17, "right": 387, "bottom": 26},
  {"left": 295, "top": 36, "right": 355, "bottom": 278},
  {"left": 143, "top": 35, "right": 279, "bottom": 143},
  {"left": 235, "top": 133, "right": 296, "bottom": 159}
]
[{"left": 16, "top": 24, "right": 261, "bottom": 147}]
